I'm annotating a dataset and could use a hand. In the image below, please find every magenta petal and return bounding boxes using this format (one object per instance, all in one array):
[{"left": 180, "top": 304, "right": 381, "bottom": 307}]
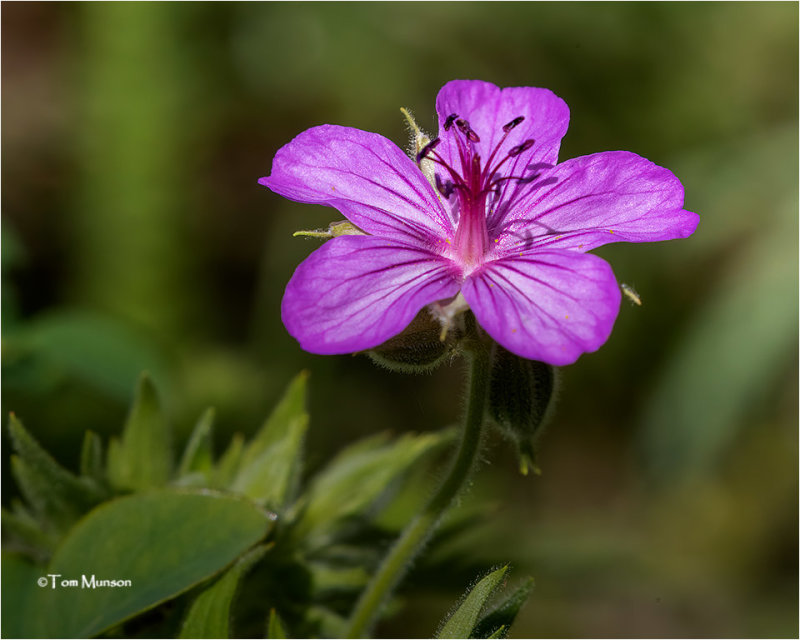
[
  {"left": 462, "top": 250, "right": 621, "bottom": 365},
  {"left": 281, "top": 235, "right": 461, "bottom": 354},
  {"left": 260, "top": 125, "right": 453, "bottom": 246},
  {"left": 434, "top": 79, "right": 569, "bottom": 176},
  {"left": 496, "top": 151, "right": 699, "bottom": 254}
]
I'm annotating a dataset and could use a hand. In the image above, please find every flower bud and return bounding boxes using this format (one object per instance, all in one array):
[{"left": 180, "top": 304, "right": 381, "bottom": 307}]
[
  {"left": 366, "top": 309, "right": 460, "bottom": 373},
  {"left": 488, "top": 345, "right": 558, "bottom": 474}
]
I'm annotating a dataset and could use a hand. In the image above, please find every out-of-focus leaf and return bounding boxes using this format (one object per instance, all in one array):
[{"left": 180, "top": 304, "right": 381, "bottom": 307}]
[
  {"left": 179, "top": 545, "right": 269, "bottom": 639},
  {"left": 472, "top": 577, "right": 534, "bottom": 639},
  {"left": 230, "top": 374, "right": 309, "bottom": 509},
  {"left": 107, "top": 373, "right": 172, "bottom": 491},
  {"left": 267, "top": 608, "right": 288, "bottom": 639},
  {"left": 1, "top": 552, "right": 47, "bottom": 638},
  {"left": 230, "top": 418, "right": 307, "bottom": 510},
  {"left": 43, "top": 490, "right": 274, "bottom": 638},
  {"left": 436, "top": 566, "right": 509, "bottom": 639},
  {"left": 3, "top": 310, "right": 168, "bottom": 401},
  {"left": 177, "top": 408, "right": 215, "bottom": 479},
  {"left": 1, "top": 504, "right": 58, "bottom": 561},
  {"left": 214, "top": 432, "right": 245, "bottom": 489},
  {"left": 308, "top": 562, "right": 370, "bottom": 598},
  {"left": 291, "top": 429, "right": 455, "bottom": 545},
  {"left": 239, "top": 372, "right": 308, "bottom": 468},
  {"left": 8, "top": 414, "right": 103, "bottom": 530},
  {"left": 79, "top": 430, "right": 105, "bottom": 485},
  {"left": 639, "top": 196, "right": 797, "bottom": 481}
]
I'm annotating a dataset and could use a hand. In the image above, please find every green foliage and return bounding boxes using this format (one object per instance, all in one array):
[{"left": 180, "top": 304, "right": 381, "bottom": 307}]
[
  {"left": 267, "top": 609, "right": 289, "bottom": 639},
  {"left": 107, "top": 373, "right": 172, "bottom": 491},
  {"left": 436, "top": 565, "right": 533, "bottom": 639},
  {"left": 472, "top": 577, "right": 535, "bottom": 639},
  {"left": 8, "top": 413, "right": 105, "bottom": 533},
  {"left": 179, "top": 546, "right": 270, "bottom": 639},
  {"left": 175, "top": 408, "right": 216, "bottom": 485},
  {"left": 2, "top": 373, "right": 509, "bottom": 639},
  {"left": 230, "top": 372, "right": 309, "bottom": 509},
  {"left": 292, "top": 428, "right": 455, "bottom": 548},
  {"left": 2, "top": 310, "right": 170, "bottom": 402},
  {"left": 1, "top": 552, "right": 46, "bottom": 638},
  {"left": 45, "top": 491, "right": 274, "bottom": 638}
]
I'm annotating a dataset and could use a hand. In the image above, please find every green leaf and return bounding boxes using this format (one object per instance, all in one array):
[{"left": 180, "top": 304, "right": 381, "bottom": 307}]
[
  {"left": 240, "top": 372, "right": 309, "bottom": 469},
  {"left": 230, "top": 418, "right": 308, "bottom": 510},
  {"left": 1, "top": 552, "right": 47, "bottom": 638},
  {"left": 1, "top": 505, "right": 59, "bottom": 561},
  {"left": 107, "top": 373, "right": 172, "bottom": 491},
  {"left": 8, "top": 414, "right": 103, "bottom": 530},
  {"left": 473, "top": 577, "right": 534, "bottom": 639},
  {"left": 42, "top": 489, "right": 274, "bottom": 638},
  {"left": 177, "top": 408, "right": 215, "bottom": 479},
  {"left": 230, "top": 373, "right": 309, "bottom": 509},
  {"left": 214, "top": 432, "right": 245, "bottom": 488},
  {"left": 179, "top": 545, "right": 269, "bottom": 639},
  {"left": 267, "top": 608, "right": 288, "bottom": 639},
  {"left": 4, "top": 310, "right": 168, "bottom": 401},
  {"left": 79, "top": 430, "right": 105, "bottom": 484},
  {"left": 292, "top": 429, "right": 454, "bottom": 545},
  {"left": 436, "top": 566, "right": 509, "bottom": 639}
]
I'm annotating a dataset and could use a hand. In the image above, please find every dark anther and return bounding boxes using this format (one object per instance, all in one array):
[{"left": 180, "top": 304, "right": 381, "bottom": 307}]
[
  {"left": 435, "top": 174, "right": 454, "bottom": 198},
  {"left": 503, "top": 116, "right": 526, "bottom": 132},
  {"left": 508, "top": 139, "right": 535, "bottom": 157},
  {"left": 455, "top": 118, "right": 480, "bottom": 143},
  {"left": 444, "top": 114, "right": 458, "bottom": 131},
  {"left": 416, "top": 138, "right": 440, "bottom": 163}
]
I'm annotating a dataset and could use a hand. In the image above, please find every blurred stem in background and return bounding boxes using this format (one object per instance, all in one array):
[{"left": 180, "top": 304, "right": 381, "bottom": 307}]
[{"left": 71, "top": 3, "right": 196, "bottom": 341}]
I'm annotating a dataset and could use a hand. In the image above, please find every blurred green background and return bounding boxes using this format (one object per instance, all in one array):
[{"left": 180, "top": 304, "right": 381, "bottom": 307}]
[{"left": 2, "top": 2, "right": 797, "bottom": 637}]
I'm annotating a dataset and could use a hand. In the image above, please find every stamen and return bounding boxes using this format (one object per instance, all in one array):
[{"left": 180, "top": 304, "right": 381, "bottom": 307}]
[
  {"left": 435, "top": 173, "right": 454, "bottom": 198},
  {"left": 416, "top": 137, "right": 440, "bottom": 163},
  {"left": 508, "top": 139, "right": 535, "bottom": 157},
  {"left": 503, "top": 115, "right": 525, "bottom": 132},
  {"left": 443, "top": 114, "right": 458, "bottom": 131},
  {"left": 455, "top": 118, "right": 480, "bottom": 143}
]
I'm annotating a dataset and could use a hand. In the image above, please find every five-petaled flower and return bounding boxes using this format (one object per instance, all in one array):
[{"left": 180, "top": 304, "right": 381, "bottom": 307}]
[{"left": 259, "top": 80, "right": 698, "bottom": 365}]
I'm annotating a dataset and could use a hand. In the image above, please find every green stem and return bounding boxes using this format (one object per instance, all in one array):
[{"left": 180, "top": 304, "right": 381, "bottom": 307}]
[{"left": 344, "top": 341, "right": 490, "bottom": 638}]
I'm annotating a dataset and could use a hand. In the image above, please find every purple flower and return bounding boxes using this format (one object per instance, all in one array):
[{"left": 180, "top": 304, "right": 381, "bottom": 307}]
[{"left": 259, "top": 80, "right": 698, "bottom": 365}]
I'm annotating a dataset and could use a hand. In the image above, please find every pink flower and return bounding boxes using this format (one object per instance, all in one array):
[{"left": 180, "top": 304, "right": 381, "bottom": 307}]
[{"left": 259, "top": 80, "right": 698, "bottom": 365}]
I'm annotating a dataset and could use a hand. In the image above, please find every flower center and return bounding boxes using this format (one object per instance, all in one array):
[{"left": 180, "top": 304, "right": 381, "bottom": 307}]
[{"left": 418, "top": 115, "right": 534, "bottom": 273}]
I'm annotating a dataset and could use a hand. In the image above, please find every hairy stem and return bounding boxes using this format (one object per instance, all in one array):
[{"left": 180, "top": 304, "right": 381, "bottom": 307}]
[{"left": 344, "top": 340, "right": 490, "bottom": 638}]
